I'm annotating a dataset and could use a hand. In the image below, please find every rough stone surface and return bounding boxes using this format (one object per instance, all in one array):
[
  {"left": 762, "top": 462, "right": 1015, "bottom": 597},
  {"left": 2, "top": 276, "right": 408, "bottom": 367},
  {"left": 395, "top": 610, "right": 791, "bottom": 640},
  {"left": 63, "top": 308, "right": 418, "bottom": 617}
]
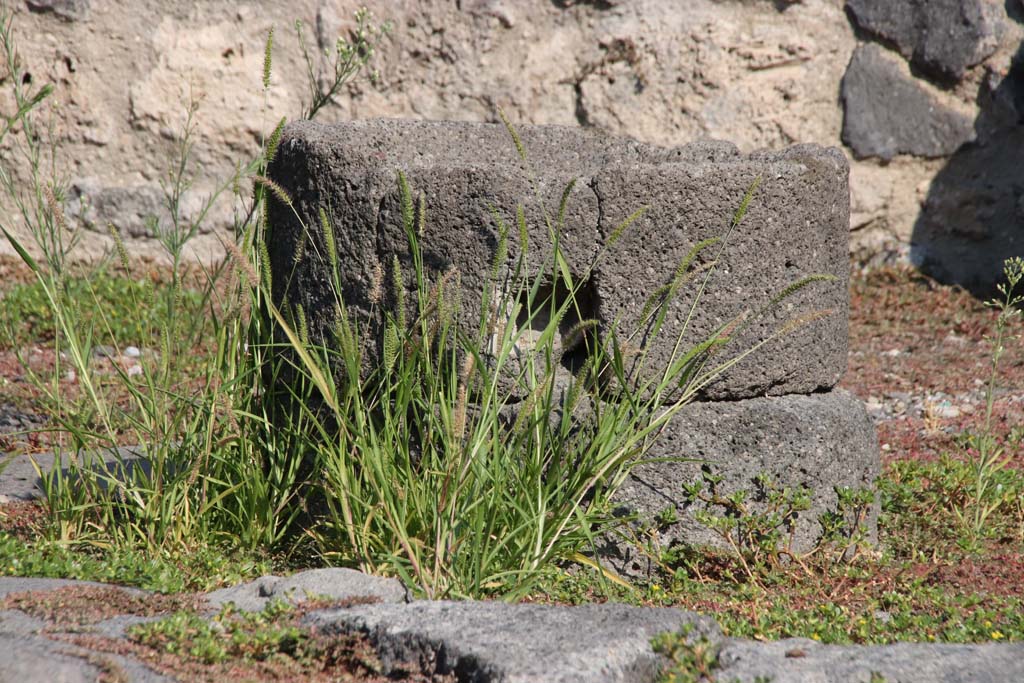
[
  {"left": 0, "top": 580, "right": 172, "bottom": 683},
  {"left": 716, "top": 637, "right": 1024, "bottom": 683},
  {"left": 0, "top": 632, "right": 103, "bottom": 683},
  {"left": 0, "top": 576, "right": 121, "bottom": 598},
  {"left": 841, "top": 44, "right": 976, "bottom": 161},
  {"left": 846, "top": 0, "right": 1001, "bottom": 81},
  {"left": 205, "top": 567, "right": 410, "bottom": 611},
  {"left": 610, "top": 388, "right": 879, "bottom": 575},
  {"left": 0, "top": 446, "right": 148, "bottom": 502},
  {"left": 267, "top": 119, "right": 850, "bottom": 401},
  {"left": 307, "top": 600, "right": 717, "bottom": 683}
]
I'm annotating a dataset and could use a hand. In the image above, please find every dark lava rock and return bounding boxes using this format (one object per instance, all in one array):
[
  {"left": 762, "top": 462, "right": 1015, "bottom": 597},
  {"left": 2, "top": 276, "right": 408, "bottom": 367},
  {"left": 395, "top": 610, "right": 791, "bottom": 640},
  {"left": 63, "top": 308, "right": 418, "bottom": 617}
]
[
  {"left": 846, "top": 0, "right": 1000, "bottom": 82},
  {"left": 841, "top": 44, "right": 975, "bottom": 160}
]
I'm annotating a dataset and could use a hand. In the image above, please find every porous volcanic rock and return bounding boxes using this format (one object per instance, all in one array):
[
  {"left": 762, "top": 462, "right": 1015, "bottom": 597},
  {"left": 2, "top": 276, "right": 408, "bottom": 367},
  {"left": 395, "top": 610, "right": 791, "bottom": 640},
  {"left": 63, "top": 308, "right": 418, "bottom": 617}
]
[
  {"left": 266, "top": 119, "right": 850, "bottom": 402},
  {"left": 609, "top": 388, "right": 879, "bottom": 576}
]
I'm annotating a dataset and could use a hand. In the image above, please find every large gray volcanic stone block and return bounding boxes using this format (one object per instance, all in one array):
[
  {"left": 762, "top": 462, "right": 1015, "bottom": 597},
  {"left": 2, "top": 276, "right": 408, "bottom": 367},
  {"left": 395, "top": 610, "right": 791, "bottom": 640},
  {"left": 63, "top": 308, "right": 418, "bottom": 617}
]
[
  {"left": 266, "top": 119, "right": 849, "bottom": 401},
  {"left": 609, "top": 388, "right": 879, "bottom": 576},
  {"left": 846, "top": 0, "right": 1000, "bottom": 82}
]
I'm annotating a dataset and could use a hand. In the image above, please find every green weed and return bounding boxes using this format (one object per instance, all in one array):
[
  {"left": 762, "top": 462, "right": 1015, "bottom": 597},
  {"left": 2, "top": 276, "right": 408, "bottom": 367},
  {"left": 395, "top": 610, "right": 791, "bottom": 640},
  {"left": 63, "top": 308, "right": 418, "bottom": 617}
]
[
  {"left": 0, "top": 269, "right": 202, "bottom": 350},
  {"left": 0, "top": 530, "right": 267, "bottom": 592},
  {"left": 652, "top": 624, "right": 724, "bottom": 683},
  {"left": 126, "top": 597, "right": 392, "bottom": 680},
  {"left": 955, "top": 256, "right": 1023, "bottom": 547}
]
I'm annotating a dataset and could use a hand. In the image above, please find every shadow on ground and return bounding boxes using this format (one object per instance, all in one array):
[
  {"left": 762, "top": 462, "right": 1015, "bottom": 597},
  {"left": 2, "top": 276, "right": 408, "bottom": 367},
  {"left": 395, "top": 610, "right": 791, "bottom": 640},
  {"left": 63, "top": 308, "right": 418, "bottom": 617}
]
[{"left": 911, "top": 3, "right": 1024, "bottom": 297}]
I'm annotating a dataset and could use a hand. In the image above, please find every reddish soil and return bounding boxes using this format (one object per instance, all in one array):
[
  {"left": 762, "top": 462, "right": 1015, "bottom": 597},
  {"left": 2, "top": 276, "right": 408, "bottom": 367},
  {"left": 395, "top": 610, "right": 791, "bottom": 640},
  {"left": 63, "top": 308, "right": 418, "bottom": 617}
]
[
  {"left": 1, "top": 585, "right": 203, "bottom": 626},
  {"left": 841, "top": 266, "right": 1024, "bottom": 468}
]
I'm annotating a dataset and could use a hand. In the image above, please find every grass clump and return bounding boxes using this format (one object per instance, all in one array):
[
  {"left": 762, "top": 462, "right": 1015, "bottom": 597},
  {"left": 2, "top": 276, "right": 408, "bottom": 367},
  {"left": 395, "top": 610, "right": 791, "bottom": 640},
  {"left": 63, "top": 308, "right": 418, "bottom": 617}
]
[
  {"left": 955, "top": 256, "right": 1024, "bottom": 547},
  {"left": 0, "top": 0, "right": 829, "bottom": 605}
]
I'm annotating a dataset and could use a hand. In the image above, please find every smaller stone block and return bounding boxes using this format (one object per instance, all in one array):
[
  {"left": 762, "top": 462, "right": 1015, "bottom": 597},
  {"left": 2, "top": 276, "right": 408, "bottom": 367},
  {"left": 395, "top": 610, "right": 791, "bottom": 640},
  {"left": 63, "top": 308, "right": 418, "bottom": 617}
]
[{"left": 609, "top": 388, "right": 879, "bottom": 576}]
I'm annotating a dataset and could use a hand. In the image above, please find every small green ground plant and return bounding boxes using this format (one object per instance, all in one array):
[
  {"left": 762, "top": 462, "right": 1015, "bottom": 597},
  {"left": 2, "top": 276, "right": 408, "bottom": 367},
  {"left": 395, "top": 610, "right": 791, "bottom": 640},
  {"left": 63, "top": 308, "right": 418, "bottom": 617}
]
[
  {"left": 651, "top": 472, "right": 874, "bottom": 587},
  {"left": 954, "top": 256, "right": 1024, "bottom": 548},
  {"left": 127, "top": 598, "right": 362, "bottom": 667}
]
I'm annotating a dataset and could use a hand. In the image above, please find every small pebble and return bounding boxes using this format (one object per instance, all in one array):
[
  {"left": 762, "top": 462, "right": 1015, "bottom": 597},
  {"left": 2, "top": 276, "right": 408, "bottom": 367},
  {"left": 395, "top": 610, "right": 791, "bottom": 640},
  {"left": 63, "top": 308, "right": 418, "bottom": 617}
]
[
  {"left": 92, "top": 345, "right": 117, "bottom": 359},
  {"left": 124, "top": 346, "right": 141, "bottom": 358},
  {"left": 127, "top": 364, "right": 143, "bottom": 377}
]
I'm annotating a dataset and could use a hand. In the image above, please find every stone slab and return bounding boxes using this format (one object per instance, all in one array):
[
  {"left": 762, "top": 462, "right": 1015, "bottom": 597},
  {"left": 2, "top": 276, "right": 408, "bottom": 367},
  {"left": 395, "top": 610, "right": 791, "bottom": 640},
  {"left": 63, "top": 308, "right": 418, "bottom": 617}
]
[
  {"left": 716, "top": 637, "right": 1024, "bottom": 683},
  {"left": 610, "top": 388, "right": 879, "bottom": 575},
  {"left": 0, "top": 632, "right": 104, "bottom": 683},
  {"left": 306, "top": 599, "right": 718, "bottom": 683},
  {"left": 205, "top": 567, "right": 410, "bottom": 611},
  {"left": 841, "top": 44, "right": 975, "bottom": 161},
  {"left": 0, "top": 447, "right": 149, "bottom": 502},
  {"left": 266, "top": 119, "right": 850, "bottom": 401}
]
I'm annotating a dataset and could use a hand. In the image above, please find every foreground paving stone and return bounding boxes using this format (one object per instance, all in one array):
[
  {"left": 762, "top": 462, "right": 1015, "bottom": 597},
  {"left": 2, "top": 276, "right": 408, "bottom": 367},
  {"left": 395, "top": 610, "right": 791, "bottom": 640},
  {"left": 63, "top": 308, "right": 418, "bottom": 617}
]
[
  {"left": 205, "top": 567, "right": 410, "bottom": 611},
  {"left": 306, "top": 599, "right": 718, "bottom": 683},
  {"left": 716, "top": 637, "right": 1024, "bottom": 683},
  {"left": 1, "top": 572, "right": 1023, "bottom": 682},
  {"left": 0, "top": 580, "right": 171, "bottom": 683},
  {"left": 0, "top": 632, "right": 106, "bottom": 683}
]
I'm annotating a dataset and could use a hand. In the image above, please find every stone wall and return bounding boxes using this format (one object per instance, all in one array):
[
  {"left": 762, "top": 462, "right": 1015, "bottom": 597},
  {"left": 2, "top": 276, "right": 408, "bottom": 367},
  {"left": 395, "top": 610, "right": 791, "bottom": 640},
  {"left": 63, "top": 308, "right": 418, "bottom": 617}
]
[{"left": 3, "top": 0, "right": 1022, "bottom": 291}]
